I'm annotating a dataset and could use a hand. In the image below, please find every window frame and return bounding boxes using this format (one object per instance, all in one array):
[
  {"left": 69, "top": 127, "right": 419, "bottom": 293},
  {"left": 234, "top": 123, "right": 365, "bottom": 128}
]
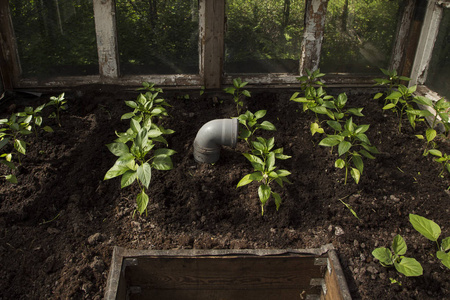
[{"left": 0, "top": 0, "right": 448, "bottom": 94}]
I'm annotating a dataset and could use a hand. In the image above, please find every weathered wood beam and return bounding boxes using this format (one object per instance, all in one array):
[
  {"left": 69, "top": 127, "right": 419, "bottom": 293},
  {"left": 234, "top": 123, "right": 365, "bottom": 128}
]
[
  {"left": 199, "top": 0, "right": 225, "bottom": 89},
  {"left": 93, "top": 0, "right": 120, "bottom": 79},
  {"left": 410, "top": 0, "right": 443, "bottom": 86},
  {"left": 0, "top": 0, "right": 21, "bottom": 90},
  {"left": 389, "top": 0, "right": 416, "bottom": 73},
  {"left": 299, "top": 0, "right": 329, "bottom": 75}
]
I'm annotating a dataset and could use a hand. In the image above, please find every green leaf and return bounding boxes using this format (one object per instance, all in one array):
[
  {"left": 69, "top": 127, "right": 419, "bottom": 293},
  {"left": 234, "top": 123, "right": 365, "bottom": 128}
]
[
  {"left": 152, "top": 155, "right": 173, "bottom": 170},
  {"left": 310, "top": 122, "right": 324, "bottom": 136},
  {"left": 394, "top": 257, "right": 423, "bottom": 277},
  {"left": 441, "top": 237, "right": 450, "bottom": 252},
  {"left": 335, "top": 159, "right": 345, "bottom": 169},
  {"left": 242, "top": 90, "right": 251, "bottom": 98},
  {"left": 42, "top": 126, "right": 53, "bottom": 132},
  {"left": 437, "top": 251, "right": 450, "bottom": 269},
  {"left": 237, "top": 174, "right": 253, "bottom": 187},
  {"left": 5, "top": 174, "right": 18, "bottom": 184},
  {"left": 425, "top": 128, "right": 437, "bottom": 143},
  {"left": 319, "top": 136, "right": 341, "bottom": 147},
  {"left": 14, "top": 140, "right": 26, "bottom": 155},
  {"left": 373, "top": 92, "right": 383, "bottom": 100},
  {"left": 104, "top": 157, "right": 133, "bottom": 180},
  {"left": 428, "top": 149, "right": 442, "bottom": 157},
  {"left": 383, "top": 103, "right": 396, "bottom": 110},
  {"left": 254, "top": 110, "right": 266, "bottom": 119},
  {"left": 409, "top": 214, "right": 441, "bottom": 242},
  {"left": 338, "top": 141, "right": 352, "bottom": 156},
  {"left": 106, "top": 143, "right": 129, "bottom": 157},
  {"left": 137, "top": 163, "right": 151, "bottom": 189},
  {"left": 153, "top": 148, "right": 176, "bottom": 157},
  {"left": 136, "top": 191, "right": 149, "bottom": 215},
  {"left": 266, "top": 152, "right": 275, "bottom": 170},
  {"left": 392, "top": 235, "right": 407, "bottom": 256},
  {"left": 372, "top": 247, "right": 393, "bottom": 266},
  {"left": 273, "top": 192, "right": 282, "bottom": 211},
  {"left": 327, "top": 120, "right": 342, "bottom": 132},
  {"left": 125, "top": 100, "right": 138, "bottom": 109},
  {"left": 351, "top": 168, "right": 360, "bottom": 184},
  {"left": 121, "top": 112, "right": 135, "bottom": 120},
  {"left": 121, "top": 170, "right": 137, "bottom": 188},
  {"left": 259, "top": 121, "right": 276, "bottom": 131},
  {"left": 258, "top": 184, "right": 271, "bottom": 206},
  {"left": 352, "top": 155, "right": 364, "bottom": 174}
]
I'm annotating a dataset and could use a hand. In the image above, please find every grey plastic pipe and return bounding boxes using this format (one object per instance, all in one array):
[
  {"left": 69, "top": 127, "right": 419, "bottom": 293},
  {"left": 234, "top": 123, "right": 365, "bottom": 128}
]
[{"left": 193, "top": 118, "right": 239, "bottom": 163}]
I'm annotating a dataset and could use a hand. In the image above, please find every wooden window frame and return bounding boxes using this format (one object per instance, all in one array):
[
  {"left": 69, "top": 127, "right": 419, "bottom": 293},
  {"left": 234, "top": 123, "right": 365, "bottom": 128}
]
[{"left": 0, "top": 0, "right": 448, "bottom": 93}]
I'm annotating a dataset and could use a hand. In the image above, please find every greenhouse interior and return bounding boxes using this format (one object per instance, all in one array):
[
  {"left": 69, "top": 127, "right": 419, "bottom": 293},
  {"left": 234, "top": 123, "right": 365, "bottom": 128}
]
[{"left": 0, "top": 0, "right": 449, "bottom": 299}]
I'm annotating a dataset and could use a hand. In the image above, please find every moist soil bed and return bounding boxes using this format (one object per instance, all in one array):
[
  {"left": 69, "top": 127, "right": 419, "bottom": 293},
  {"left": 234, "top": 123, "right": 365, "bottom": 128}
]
[{"left": 0, "top": 86, "right": 449, "bottom": 299}]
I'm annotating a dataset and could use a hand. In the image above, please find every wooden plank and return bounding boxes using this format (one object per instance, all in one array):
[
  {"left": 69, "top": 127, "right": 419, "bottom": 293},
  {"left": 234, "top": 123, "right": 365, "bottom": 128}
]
[
  {"left": 324, "top": 250, "right": 352, "bottom": 300},
  {"left": 389, "top": 0, "right": 416, "bottom": 72},
  {"left": 199, "top": 0, "right": 225, "bottom": 89},
  {"left": 93, "top": 0, "right": 119, "bottom": 79},
  {"left": 125, "top": 256, "right": 324, "bottom": 290},
  {"left": 410, "top": 0, "right": 443, "bottom": 85},
  {"left": 0, "top": 0, "right": 21, "bottom": 90},
  {"left": 129, "top": 287, "right": 320, "bottom": 300},
  {"left": 299, "top": 0, "right": 329, "bottom": 74}
]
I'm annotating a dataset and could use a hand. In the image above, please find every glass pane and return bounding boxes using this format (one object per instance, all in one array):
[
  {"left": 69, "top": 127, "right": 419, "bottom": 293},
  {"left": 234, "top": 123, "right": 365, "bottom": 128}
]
[
  {"left": 225, "top": 0, "right": 305, "bottom": 74},
  {"left": 425, "top": 9, "right": 450, "bottom": 100},
  {"left": 10, "top": 0, "right": 98, "bottom": 78},
  {"left": 116, "top": 0, "right": 199, "bottom": 75},
  {"left": 320, "top": 0, "right": 401, "bottom": 74}
]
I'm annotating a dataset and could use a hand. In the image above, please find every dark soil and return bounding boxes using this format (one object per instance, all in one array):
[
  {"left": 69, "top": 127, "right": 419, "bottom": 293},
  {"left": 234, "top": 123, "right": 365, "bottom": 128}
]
[{"left": 0, "top": 86, "right": 449, "bottom": 300}]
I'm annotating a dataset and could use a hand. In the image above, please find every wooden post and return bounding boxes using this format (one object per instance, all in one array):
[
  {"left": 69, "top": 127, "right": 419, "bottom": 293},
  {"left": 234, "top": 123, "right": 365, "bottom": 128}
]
[
  {"left": 299, "top": 0, "right": 329, "bottom": 75},
  {"left": 389, "top": 0, "right": 416, "bottom": 73},
  {"left": 93, "top": 0, "right": 119, "bottom": 79},
  {"left": 410, "top": 0, "right": 443, "bottom": 85},
  {"left": 0, "top": 0, "right": 21, "bottom": 90},
  {"left": 199, "top": 0, "right": 225, "bottom": 89}
]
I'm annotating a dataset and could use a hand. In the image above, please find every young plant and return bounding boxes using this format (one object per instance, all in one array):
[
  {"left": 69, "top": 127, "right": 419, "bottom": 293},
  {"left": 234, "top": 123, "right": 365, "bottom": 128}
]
[
  {"left": 237, "top": 137, "right": 291, "bottom": 215},
  {"left": 47, "top": 93, "right": 68, "bottom": 127},
  {"left": 296, "top": 68, "right": 325, "bottom": 91},
  {"left": 372, "top": 234, "right": 423, "bottom": 277},
  {"left": 121, "top": 90, "right": 171, "bottom": 125},
  {"left": 224, "top": 78, "right": 251, "bottom": 115},
  {"left": 319, "top": 118, "right": 378, "bottom": 184},
  {"left": 427, "top": 149, "right": 450, "bottom": 178},
  {"left": 0, "top": 114, "right": 32, "bottom": 164},
  {"left": 290, "top": 86, "right": 335, "bottom": 135},
  {"left": 382, "top": 85, "right": 420, "bottom": 132},
  {"left": 237, "top": 110, "right": 276, "bottom": 147},
  {"left": 373, "top": 68, "right": 411, "bottom": 99},
  {"left": 104, "top": 121, "right": 176, "bottom": 216},
  {"left": 16, "top": 105, "right": 53, "bottom": 137},
  {"left": 409, "top": 214, "right": 450, "bottom": 269}
]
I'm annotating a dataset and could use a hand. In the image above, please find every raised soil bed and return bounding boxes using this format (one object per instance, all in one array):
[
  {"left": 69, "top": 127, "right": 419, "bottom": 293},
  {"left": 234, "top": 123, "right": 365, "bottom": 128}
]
[{"left": 0, "top": 86, "right": 449, "bottom": 299}]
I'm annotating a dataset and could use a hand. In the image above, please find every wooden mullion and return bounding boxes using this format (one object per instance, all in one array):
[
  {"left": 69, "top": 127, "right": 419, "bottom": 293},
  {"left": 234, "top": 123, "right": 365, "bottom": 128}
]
[
  {"left": 93, "top": 0, "right": 120, "bottom": 79},
  {"left": 0, "top": 0, "right": 21, "bottom": 90},
  {"left": 299, "top": 0, "right": 329, "bottom": 75},
  {"left": 199, "top": 0, "right": 225, "bottom": 89}
]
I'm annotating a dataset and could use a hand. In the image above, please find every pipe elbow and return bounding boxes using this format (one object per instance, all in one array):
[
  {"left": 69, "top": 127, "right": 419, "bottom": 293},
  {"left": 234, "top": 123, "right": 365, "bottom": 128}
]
[{"left": 193, "top": 118, "right": 239, "bottom": 163}]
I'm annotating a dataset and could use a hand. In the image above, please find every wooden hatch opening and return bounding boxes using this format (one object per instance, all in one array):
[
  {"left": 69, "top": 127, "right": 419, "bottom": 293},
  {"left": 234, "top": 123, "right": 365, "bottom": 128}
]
[{"left": 104, "top": 244, "right": 351, "bottom": 300}]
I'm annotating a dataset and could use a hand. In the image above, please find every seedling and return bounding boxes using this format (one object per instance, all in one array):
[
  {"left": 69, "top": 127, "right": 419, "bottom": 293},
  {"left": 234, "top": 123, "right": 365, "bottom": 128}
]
[
  {"left": 427, "top": 149, "right": 450, "bottom": 178},
  {"left": 224, "top": 78, "right": 251, "bottom": 115},
  {"left": 237, "top": 137, "right": 291, "bottom": 215},
  {"left": 319, "top": 118, "right": 378, "bottom": 184},
  {"left": 121, "top": 91, "right": 171, "bottom": 125},
  {"left": 372, "top": 234, "right": 423, "bottom": 277},
  {"left": 409, "top": 214, "right": 450, "bottom": 269},
  {"left": 0, "top": 114, "right": 32, "bottom": 164},
  {"left": 104, "top": 124, "right": 176, "bottom": 216},
  {"left": 16, "top": 105, "right": 53, "bottom": 137},
  {"left": 47, "top": 93, "right": 67, "bottom": 127},
  {"left": 237, "top": 110, "right": 276, "bottom": 147},
  {"left": 382, "top": 85, "right": 420, "bottom": 132},
  {"left": 296, "top": 68, "right": 325, "bottom": 91},
  {"left": 373, "top": 68, "right": 411, "bottom": 99}
]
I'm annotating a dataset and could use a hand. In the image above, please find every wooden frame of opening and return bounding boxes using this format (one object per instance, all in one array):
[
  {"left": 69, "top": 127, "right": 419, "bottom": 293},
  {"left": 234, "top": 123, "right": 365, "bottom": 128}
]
[
  {"left": 0, "top": 0, "right": 448, "bottom": 94},
  {"left": 104, "top": 244, "right": 351, "bottom": 300}
]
